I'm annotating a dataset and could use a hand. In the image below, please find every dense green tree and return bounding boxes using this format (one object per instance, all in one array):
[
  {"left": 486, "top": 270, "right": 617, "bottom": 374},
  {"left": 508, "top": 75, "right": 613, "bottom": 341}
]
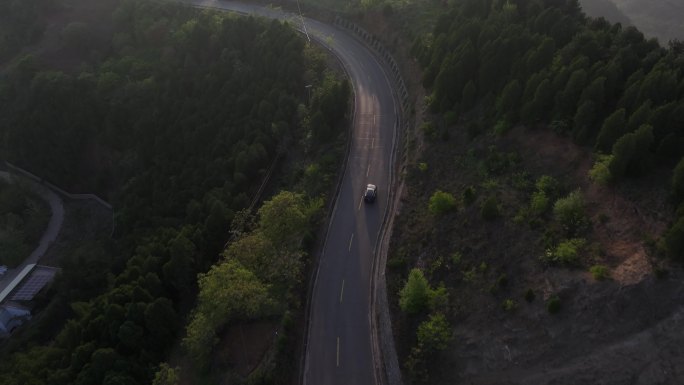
[
  {"left": 428, "top": 190, "right": 457, "bottom": 215},
  {"left": 580, "top": 76, "right": 606, "bottom": 109},
  {"left": 399, "top": 269, "right": 432, "bottom": 315},
  {"left": 257, "top": 191, "right": 308, "bottom": 252},
  {"left": 195, "top": 259, "right": 271, "bottom": 325},
  {"left": 557, "top": 69, "right": 588, "bottom": 118},
  {"left": 572, "top": 100, "right": 596, "bottom": 143},
  {"left": 595, "top": 108, "right": 627, "bottom": 152},
  {"left": 416, "top": 313, "right": 451, "bottom": 352},
  {"left": 152, "top": 363, "right": 180, "bottom": 385},
  {"left": 626, "top": 101, "right": 653, "bottom": 133},
  {"left": 183, "top": 259, "right": 271, "bottom": 365},
  {"left": 496, "top": 79, "right": 522, "bottom": 121},
  {"left": 639, "top": 63, "right": 678, "bottom": 105},
  {"left": 525, "top": 78, "right": 553, "bottom": 122},
  {"left": 461, "top": 81, "right": 477, "bottom": 111},
  {"left": 162, "top": 233, "right": 196, "bottom": 293},
  {"left": 144, "top": 298, "right": 178, "bottom": 346},
  {"left": 609, "top": 124, "right": 655, "bottom": 178},
  {"left": 553, "top": 190, "right": 587, "bottom": 235}
]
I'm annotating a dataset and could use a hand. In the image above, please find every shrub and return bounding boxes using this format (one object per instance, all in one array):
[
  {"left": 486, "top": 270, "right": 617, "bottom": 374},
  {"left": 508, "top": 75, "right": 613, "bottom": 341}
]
[
  {"left": 497, "top": 273, "right": 508, "bottom": 288},
  {"left": 535, "top": 175, "right": 558, "bottom": 195},
  {"left": 399, "top": 269, "right": 431, "bottom": 314},
  {"left": 416, "top": 313, "right": 451, "bottom": 351},
  {"left": 462, "top": 186, "right": 476, "bottom": 206},
  {"left": 418, "top": 162, "right": 428, "bottom": 172},
  {"left": 524, "top": 288, "right": 535, "bottom": 302},
  {"left": 512, "top": 171, "right": 531, "bottom": 190},
  {"left": 608, "top": 124, "right": 654, "bottom": 178},
  {"left": 542, "top": 238, "right": 586, "bottom": 265},
  {"left": 429, "top": 190, "right": 457, "bottom": 215},
  {"left": 450, "top": 252, "right": 462, "bottom": 265},
  {"left": 480, "top": 196, "right": 500, "bottom": 220},
  {"left": 462, "top": 267, "right": 478, "bottom": 283},
  {"left": 502, "top": 299, "right": 517, "bottom": 312},
  {"left": 387, "top": 254, "right": 408, "bottom": 270},
  {"left": 589, "top": 264, "right": 610, "bottom": 280},
  {"left": 421, "top": 122, "right": 436, "bottom": 138},
  {"left": 513, "top": 208, "right": 528, "bottom": 224},
  {"left": 428, "top": 285, "right": 449, "bottom": 311},
  {"left": 493, "top": 119, "right": 511, "bottom": 135},
  {"left": 550, "top": 120, "right": 570, "bottom": 134},
  {"left": 546, "top": 295, "right": 561, "bottom": 314},
  {"left": 589, "top": 154, "right": 613, "bottom": 185},
  {"left": 530, "top": 190, "right": 549, "bottom": 215},
  {"left": 553, "top": 190, "right": 587, "bottom": 234}
]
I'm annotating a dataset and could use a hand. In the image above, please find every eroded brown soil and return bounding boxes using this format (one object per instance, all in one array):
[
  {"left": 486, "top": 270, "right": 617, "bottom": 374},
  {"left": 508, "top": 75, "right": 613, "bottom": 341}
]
[{"left": 388, "top": 123, "right": 684, "bottom": 385}]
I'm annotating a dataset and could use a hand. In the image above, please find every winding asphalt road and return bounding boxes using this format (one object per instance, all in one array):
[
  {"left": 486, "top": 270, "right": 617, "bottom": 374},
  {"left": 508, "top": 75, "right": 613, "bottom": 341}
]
[{"left": 185, "top": 2, "right": 398, "bottom": 384}]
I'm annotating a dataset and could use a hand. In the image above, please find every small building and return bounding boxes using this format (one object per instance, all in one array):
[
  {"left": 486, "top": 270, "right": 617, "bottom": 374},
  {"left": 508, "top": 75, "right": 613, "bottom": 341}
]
[
  {"left": 0, "top": 264, "right": 59, "bottom": 338},
  {"left": 0, "top": 304, "right": 31, "bottom": 338}
]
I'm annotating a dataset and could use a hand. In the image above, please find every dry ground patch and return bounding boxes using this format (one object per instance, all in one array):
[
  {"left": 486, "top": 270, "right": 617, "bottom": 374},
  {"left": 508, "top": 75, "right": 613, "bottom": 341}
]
[{"left": 388, "top": 120, "right": 684, "bottom": 384}]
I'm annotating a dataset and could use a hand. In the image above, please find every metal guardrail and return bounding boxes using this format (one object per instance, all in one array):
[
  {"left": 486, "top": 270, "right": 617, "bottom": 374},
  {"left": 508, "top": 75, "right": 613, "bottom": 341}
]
[{"left": 5, "top": 162, "right": 113, "bottom": 210}]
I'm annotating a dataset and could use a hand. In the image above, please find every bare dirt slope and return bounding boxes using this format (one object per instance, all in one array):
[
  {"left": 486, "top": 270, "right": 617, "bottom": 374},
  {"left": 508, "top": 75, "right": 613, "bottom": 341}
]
[{"left": 388, "top": 123, "right": 684, "bottom": 384}]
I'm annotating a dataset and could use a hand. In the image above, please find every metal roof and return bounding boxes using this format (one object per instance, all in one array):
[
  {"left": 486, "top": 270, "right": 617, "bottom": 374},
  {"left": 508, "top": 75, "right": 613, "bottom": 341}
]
[
  {"left": 10, "top": 266, "right": 58, "bottom": 301},
  {"left": 0, "top": 264, "right": 36, "bottom": 304}
]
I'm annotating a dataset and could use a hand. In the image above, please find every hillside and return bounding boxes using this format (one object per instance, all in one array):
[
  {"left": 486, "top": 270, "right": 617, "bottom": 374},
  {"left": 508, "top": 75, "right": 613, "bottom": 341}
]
[{"left": 379, "top": 0, "right": 684, "bottom": 383}]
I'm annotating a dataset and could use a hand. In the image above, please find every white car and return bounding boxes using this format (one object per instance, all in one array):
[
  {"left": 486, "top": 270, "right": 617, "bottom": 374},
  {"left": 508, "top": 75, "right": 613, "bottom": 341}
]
[{"left": 363, "top": 184, "right": 377, "bottom": 203}]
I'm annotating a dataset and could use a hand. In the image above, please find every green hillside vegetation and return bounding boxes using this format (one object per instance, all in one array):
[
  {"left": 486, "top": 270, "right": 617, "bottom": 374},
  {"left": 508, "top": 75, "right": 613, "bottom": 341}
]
[
  {"left": 0, "top": 180, "right": 50, "bottom": 267},
  {"left": 387, "top": 0, "right": 684, "bottom": 382},
  {"left": 0, "top": 0, "right": 348, "bottom": 384},
  {"left": 411, "top": 0, "right": 684, "bottom": 259}
]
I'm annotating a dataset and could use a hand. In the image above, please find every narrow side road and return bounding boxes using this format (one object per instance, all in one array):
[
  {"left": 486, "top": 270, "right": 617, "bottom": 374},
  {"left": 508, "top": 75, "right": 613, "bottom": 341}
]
[{"left": 0, "top": 171, "right": 64, "bottom": 294}]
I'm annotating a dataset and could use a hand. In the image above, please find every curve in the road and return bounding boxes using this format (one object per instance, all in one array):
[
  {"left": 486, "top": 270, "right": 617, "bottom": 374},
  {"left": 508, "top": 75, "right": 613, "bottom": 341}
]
[
  {"left": 0, "top": 171, "right": 64, "bottom": 295},
  {"left": 184, "top": 2, "right": 400, "bottom": 384}
]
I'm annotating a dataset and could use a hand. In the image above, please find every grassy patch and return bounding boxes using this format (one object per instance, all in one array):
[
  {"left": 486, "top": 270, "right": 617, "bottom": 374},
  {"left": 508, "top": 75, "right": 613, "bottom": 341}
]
[{"left": 589, "top": 264, "right": 610, "bottom": 281}]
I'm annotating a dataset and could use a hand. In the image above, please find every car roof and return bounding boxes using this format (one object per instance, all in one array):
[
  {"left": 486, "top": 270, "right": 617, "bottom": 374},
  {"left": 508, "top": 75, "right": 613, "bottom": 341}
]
[{"left": 367, "top": 184, "right": 376, "bottom": 189}]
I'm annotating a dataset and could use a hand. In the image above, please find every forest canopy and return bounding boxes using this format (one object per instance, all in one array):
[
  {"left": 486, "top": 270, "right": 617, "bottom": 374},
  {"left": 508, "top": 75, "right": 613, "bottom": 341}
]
[
  {"left": 412, "top": 0, "right": 684, "bottom": 255},
  {"left": 0, "top": 0, "right": 349, "bottom": 383}
]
